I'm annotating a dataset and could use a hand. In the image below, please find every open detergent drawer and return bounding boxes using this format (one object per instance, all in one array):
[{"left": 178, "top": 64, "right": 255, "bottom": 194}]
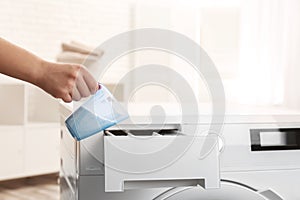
[{"left": 104, "top": 128, "right": 220, "bottom": 192}]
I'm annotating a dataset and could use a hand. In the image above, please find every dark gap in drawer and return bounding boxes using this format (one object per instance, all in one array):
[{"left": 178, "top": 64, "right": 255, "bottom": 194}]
[
  {"left": 104, "top": 130, "right": 128, "bottom": 136},
  {"left": 104, "top": 129, "right": 179, "bottom": 136}
]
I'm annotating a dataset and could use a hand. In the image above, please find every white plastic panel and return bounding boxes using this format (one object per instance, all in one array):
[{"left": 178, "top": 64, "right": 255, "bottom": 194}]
[
  {"left": 104, "top": 134, "right": 220, "bottom": 192},
  {"left": 191, "top": 123, "right": 300, "bottom": 172},
  {"left": 61, "top": 143, "right": 76, "bottom": 193},
  {"left": 218, "top": 123, "right": 300, "bottom": 172},
  {"left": 79, "top": 133, "right": 105, "bottom": 176}
]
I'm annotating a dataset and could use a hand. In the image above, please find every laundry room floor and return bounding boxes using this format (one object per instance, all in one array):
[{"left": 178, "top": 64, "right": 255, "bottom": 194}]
[{"left": 0, "top": 174, "right": 59, "bottom": 200}]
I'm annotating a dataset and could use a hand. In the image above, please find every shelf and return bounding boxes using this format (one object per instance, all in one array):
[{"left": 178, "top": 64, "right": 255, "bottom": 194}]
[
  {"left": 24, "top": 126, "right": 60, "bottom": 174},
  {"left": 0, "top": 74, "right": 25, "bottom": 85},
  {"left": 0, "top": 126, "right": 24, "bottom": 178},
  {"left": 0, "top": 84, "right": 26, "bottom": 125},
  {"left": 0, "top": 81, "right": 60, "bottom": 180},
  {"left": 25, "top": 122, "right": 60, "bottom": 128},
  {"left": 27, "top": 86, "right": 60, "bottom": 123}
]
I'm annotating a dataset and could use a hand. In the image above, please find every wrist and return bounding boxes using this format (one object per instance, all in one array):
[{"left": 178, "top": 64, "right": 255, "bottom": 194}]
[{"left": 33, "top": 59, "right": 49, "bottom": 88}]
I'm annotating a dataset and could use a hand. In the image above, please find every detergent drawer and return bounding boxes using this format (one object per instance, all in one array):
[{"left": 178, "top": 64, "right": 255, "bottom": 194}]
[{"left": 104, "top": 129, "right": 220, "bottom": 192}]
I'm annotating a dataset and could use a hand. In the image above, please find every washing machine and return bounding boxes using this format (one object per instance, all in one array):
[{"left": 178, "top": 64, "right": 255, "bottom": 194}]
[{"left": 60, "top": 103, "right": 300, "bottom": 200}]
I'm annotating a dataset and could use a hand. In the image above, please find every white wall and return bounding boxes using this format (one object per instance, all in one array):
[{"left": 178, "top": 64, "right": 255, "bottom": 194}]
[
  {"left": 0, "top": 0, "right": 132, "bottom": 62},
  {"left": 0, "top": 0, "right": 241, "bottom": 105},
  {"left": 2, "top": 0, "right": 299, "bottom": 108}
]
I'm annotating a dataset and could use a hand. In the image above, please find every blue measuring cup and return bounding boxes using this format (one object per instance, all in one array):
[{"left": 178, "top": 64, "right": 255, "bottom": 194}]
[{"left": 65, "top": 84, "right": 128, "bottom": 140}]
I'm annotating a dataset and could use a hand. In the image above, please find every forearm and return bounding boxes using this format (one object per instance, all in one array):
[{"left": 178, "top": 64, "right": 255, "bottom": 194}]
[
  {"left": 0, "top": 37, "right": 44, "bottom": 85},
  {"left": 0, "top": 37, "right": 98, "bottom": 102}
]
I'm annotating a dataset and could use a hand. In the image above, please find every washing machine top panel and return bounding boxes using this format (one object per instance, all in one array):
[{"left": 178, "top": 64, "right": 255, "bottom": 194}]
[
  {"left": 122, "top": 103, "right": 300, "bottom": 125},
  {"left": 60, "top": 102, "right": 300, "bottom": 126}
]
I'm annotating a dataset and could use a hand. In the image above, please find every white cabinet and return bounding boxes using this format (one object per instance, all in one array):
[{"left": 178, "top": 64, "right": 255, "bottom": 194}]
[
  {"left": 0, "top": 76, "right": 60, "bottom": 181},
  {"left": 0, "top": 126, "right": 24, "bottom": 179},
  {"left": 24, "top": 125, "right": 60, "bottom": 175}
]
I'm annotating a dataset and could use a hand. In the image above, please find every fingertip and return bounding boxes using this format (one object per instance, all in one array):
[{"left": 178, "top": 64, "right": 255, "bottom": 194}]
[
  {"left": 72, "top": 95, "right": 81, "bottom": 101},
  {"left": 63, "top": 94, "right": 73, "bottom": 103},
  {"left": 91, "top": 83, "right": 100, "bottom": 94},
  {"left": 63, "top": 97, "right": 72, "bottom": 103}
]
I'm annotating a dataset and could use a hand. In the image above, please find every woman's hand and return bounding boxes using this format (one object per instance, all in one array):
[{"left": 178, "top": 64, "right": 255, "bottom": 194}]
[
  {"left": 0, "top": 38, "right": 98, "bottom": 102},
  {"left": 36, "top": 61, "right": 98, "bottom": 102}
]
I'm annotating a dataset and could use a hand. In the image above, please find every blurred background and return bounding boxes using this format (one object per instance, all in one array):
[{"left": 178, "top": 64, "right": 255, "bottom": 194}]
[
  {"left": 1, "top": 0, "right": 300, "bottom": 106},
  {"left": 0, "top": 0, "right": 300, "bottom": 199}
]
